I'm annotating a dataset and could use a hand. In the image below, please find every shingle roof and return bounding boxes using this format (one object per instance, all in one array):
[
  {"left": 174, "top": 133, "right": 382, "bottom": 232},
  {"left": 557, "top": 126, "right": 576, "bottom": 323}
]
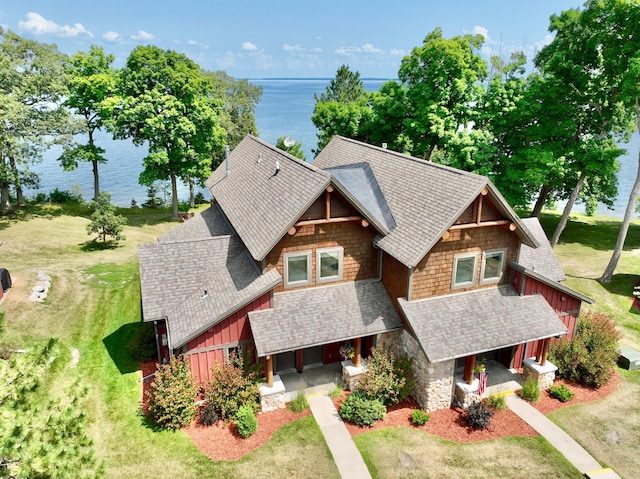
[
  {"left": 508, "top": 261, "right": 594, "bottom": 304},
  {"left": 399, "top": 285, "right": 569, "bottom": 363},
  {"left": 518, "top": 217, "right": 566, "bottom": 282},
  {"left": 248, "top": 280, "right": 403, "bottom": 357},
  {"left": 158, "top": 203, "right": 233, "bottom": 244},
  {"left": 314, "top": 136, "right": 538, "bottom": 267},
  {"left": 205, "top": 135, "right": 331, "bottom": 261}
]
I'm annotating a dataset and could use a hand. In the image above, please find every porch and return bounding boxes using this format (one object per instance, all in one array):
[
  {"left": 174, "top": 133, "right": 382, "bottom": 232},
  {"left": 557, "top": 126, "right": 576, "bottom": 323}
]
[
  {"left": 458, "top": 359, "right": 524, "bottom": 398},
  {"left": 279, "top": 362, "right": 344, "bottom": 401}
]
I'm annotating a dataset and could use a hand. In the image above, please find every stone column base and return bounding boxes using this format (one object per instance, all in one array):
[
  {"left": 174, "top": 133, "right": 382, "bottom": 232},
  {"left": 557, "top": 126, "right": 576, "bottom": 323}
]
[
  {"left": 259, "top": 375, "right": 286, "bottom": 412},
  {"left": 454, "top": 377, "right": 480, "bottom": 409},
  {"left": 342, "top": 359, "right": 366, "bottom": 390},
  {"left": 522, "top": 358, "right": 557, "bottom": 390}
]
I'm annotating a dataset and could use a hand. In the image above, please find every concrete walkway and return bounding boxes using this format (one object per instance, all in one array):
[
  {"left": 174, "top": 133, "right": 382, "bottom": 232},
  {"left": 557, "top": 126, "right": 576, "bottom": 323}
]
[
  {"left": 307, "top": 393, "right": 372, "bottom": 479},
  {"left": 506, "top": 394, "right": 621, "bottom": 478}
]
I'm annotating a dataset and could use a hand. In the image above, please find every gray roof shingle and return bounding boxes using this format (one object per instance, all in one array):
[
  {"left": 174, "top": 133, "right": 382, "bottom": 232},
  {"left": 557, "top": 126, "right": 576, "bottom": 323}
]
[
  {"left": 518, "top": 217, "right": 566, "bottom": 282},
  {"left": 158, "top": 203, "right": 233, "bottom": 244},
  {"left": 399, "top": 285, "right": 568, "bottom": 363},
  {"left": 206, "top": 135, "right": 331, "bottom": 261},
  {"left": 314, "top": 136, "right": 538, "bottom": 267},
  {"left": 248, "top": 280, "right": 403, "bottom": 357}
]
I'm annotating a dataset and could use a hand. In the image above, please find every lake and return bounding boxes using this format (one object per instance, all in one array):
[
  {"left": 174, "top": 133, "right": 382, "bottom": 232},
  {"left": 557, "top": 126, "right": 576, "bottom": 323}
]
[{"left": 28, "top": 79, "right": 636, "bottom": 217}]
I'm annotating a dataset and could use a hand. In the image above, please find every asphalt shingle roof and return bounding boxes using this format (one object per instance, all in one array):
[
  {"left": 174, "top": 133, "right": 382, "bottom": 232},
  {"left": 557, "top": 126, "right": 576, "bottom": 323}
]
[
  {"left": 518, "top": 217, "right": 566, "bottom": 282},
  {"left": 399, "top": 285, "right": 569, "bottom": 363},
  {"left": 248, "top": 280, "right": 403, "bottom": 357},
  {"left": 314, "top": 136, "right": 538, "bottom": 267},
  {"left": 158, "top": 203, "right": 233, "bottom": 244},
  {"left": 206, "top": 135, "right": 331, "bottom": 261}
]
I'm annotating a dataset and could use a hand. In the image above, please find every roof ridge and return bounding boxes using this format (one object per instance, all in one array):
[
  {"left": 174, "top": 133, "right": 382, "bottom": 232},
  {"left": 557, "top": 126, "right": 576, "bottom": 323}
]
[{"left": 247, "top": 134, "right": 328, "bottom": 176}]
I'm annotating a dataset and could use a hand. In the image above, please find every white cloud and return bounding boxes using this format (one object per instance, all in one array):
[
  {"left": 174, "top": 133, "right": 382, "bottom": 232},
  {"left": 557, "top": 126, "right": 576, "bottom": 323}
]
[
  {"left": 131, "top": 30, "right": 154, "bottom": 42},
  {"left": 335, "top": 43, "right": 384, "bottom": 57},
  {"left": 242, "top": 41, "right": 258, "bottom": 51},
  {"left": 283, "top": 43, "right": 306, "bottom": 52},
  {"left": 390, "top": 48, "right": 406, "bottom": 56},
  {"left": 102, "top": 31, "right": 120, "bottom": 42},
  {"left": 473, "top": 25, "right": 489, "bottom": 40},
  {"left": 18, "top": 12, "right": 92, "bottom": 38},
  {"left": 361, "top": 43, "right": 381, "bottom": 54},
  {"left": 187, "top": 40, "right": 199, "bottom": 46}
]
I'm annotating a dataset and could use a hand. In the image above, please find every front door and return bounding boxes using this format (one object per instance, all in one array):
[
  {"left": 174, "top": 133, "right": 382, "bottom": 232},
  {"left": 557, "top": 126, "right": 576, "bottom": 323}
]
[
  {"left": 323, "top": 341, "right": 342, "bottom": 364},
  {"left": 275, "top": 351, "right": 296, "bottom": 373}
]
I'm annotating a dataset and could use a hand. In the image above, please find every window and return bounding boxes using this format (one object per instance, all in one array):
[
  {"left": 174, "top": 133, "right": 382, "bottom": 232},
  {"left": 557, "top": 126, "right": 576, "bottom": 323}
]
[
  {"left": 481, "top": 248, "right": 506, "bottom": 283},
  {"left": 317, "top": 247, "right": 343, "bottom": 283},
  {"left": 452, "top": 252, "right": 478, "bottom": 289},
  {"left": 284, "top": 251, "right": 311, "bottom": 287}
]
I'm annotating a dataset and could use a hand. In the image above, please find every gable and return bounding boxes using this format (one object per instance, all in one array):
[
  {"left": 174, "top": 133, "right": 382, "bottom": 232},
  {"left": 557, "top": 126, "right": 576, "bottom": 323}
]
[
  {"left": 455, "top": 194, "right": 504, "bottom": 225},
  {"left": 299, "top": 189, "right": 359, "bottom": 222}
]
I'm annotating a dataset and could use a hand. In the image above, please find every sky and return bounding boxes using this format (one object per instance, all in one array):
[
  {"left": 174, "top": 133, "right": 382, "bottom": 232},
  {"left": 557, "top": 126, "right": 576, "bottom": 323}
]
[{"left": 0, "top": 1, "right": 584, "bottom": 79}]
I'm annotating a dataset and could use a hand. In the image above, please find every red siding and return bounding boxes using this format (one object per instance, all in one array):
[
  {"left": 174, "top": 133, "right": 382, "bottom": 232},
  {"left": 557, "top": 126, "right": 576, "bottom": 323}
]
[{"left": 183, "top": 292, "right": 271, "bottom": 383}]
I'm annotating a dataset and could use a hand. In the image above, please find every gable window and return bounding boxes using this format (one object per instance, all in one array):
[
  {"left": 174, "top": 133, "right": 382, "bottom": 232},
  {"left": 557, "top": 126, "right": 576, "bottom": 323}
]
[
  {"left": 317, "top": 246, "right": 343, "bottom": 283},
  {"left": 284, "top": 251, "right": 311, "bottom": 287},
  {"left": 481, "top": 248, "right": 506, "bottom": 284},
  {"left": 452, "top": 252, "right": 478, "bottom": 289}
]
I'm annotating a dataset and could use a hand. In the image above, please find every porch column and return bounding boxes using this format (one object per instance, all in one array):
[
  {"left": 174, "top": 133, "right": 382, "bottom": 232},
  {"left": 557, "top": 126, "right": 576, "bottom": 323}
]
[
  {"left": 463, "top": 354, "right": 476, "bottom": 385},
  {"left": 296, "top": 349, "right": 304, "bottom": 373},
  {"left": 353, "top": 337, "right": 362, "bottom": 367},
  {"left": 266, "top": 355, "right": 273, "bottom": 387},
  {"left": 540, "top": 338, "right": 550, "bottom": 366}
]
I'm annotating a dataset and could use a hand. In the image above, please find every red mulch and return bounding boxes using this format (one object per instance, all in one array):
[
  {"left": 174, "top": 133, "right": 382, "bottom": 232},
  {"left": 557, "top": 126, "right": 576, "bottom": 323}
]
[{"left": 139, "top": 362, "right": 618, "bottom": 461}]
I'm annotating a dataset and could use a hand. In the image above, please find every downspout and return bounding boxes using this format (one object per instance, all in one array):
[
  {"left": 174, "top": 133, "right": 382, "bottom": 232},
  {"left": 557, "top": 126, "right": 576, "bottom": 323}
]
[
  {"left": 407, "top": 266, "right": 413, "bottom": 302},
  {"left": 153, "top": 320, "right": 161, "bottom": 363},
  {"left": 376, "top": 247, "right": 383, "bottom": 280},
  {"left": 165, "top": 317, "right": 174, "bottom": 361}
]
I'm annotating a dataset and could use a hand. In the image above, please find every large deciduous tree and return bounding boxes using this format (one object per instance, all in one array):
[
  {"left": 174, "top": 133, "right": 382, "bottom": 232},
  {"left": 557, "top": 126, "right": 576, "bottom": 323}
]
[
  {"left": 0, "top": 28, "right": 72, "bottom": 209},
  {"left": 60, "top": 45, "right": 116, "bottom": 202},
  {"left": 105, "top": 46, "right": 225, "bottom": 219}
]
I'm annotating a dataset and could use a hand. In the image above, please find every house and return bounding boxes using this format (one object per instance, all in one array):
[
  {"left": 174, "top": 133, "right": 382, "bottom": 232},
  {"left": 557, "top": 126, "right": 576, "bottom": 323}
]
[{"left": 138, "top": 135, "right": 593, "bottom": 412}]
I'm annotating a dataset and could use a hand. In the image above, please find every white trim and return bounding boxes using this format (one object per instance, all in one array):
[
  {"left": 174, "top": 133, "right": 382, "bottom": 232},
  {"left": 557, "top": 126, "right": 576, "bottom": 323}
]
[
  {"left": 480, "top": 248, "right": 506, "bottom": 284},
  {"left": 284, "top": 250, "right": 312, "bottom": 288},
  {"left": 316, "top": 246, "right": 344, "bottom": 284},
  {"left": 452, "top": 252, "right": 478, "bottom": 289}
]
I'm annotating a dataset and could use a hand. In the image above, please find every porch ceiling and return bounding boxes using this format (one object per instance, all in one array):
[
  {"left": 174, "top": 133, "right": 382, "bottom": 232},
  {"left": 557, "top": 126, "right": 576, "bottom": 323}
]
[
  {"left": 399, "top": 285, "right": 568, "bottom": 363},
  {"left": 248, "top": 279, "right": 403, "bottom": 357}
]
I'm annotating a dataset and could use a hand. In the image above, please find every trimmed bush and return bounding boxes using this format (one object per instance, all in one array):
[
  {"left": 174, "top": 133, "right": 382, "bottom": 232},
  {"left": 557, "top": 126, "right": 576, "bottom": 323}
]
[
  {"left": 549, "top": 310, "right": 621, "bottom": 388},
  {"left": 236, "top": 405, "right": 258, "bottom": 438},
  {"left": 465, "top": 401, "right": 493, "bottom": 430},
  {"left": 204, "top": 354, "right": 260, "bottom": 421},
  {"left": 49, "top": 187, "right": 84, "bottom": 204},
  {"left": 486, "top": 394, "right": 507, "bottom": 411},
  {"left": 127, "top": 322, "right": 157, "bottom": 362},
  {"left": 520, "top": 379, "right": 540, "bottom": 402},
  {"left": 411, "top": 409, "right": 430, "bottom": 426},
  {"left": 355, "top": 347, "right": 416, "bottom": 405},
  {"left": 147, "top": 355, "right": 198, "bottom": 429},
  {"left": 200, "top": 403, "right": 219, "bottom": 426},
  {"left": 339, "top": 393, "right": 386, "bottom": 427},
  {"left": 549, "top": 383, "right": 575, "bottom": 403},
  {"left": 288, "top": 391, "right": 309, "bottom": 412}
]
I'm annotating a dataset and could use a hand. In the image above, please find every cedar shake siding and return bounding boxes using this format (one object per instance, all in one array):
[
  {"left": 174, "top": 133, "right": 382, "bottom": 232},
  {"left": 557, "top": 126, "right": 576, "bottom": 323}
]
[
  {"left": 381, "top": 251, "right": 409, "bottom": 314},
  {"left": 266, "top": 221, "right": 378, "bottom": 293},
  {"left": 411, "top": 226, "right": 520, "bottom": 300}
]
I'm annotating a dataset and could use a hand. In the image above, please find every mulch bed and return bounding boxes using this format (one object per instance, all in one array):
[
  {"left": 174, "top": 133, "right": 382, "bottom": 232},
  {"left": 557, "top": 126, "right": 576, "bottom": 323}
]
[{"left": 140, "top": 361, "right": 618, "bottom": 461}]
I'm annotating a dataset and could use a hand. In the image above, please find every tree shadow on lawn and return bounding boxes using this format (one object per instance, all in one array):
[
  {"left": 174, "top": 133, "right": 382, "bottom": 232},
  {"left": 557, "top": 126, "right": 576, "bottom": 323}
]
[
  {"left": 558, "top": 218, "right": 640, "bottom": 252},
  {"left": 80, "top": 240, "right": 124, "bottom": 252},
  {"left": 102, "top": 322, "right": 141, "bottom": 375}
]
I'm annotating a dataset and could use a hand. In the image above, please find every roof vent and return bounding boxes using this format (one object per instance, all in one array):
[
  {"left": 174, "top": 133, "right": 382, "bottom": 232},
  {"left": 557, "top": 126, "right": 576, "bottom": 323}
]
[
  {"left": 201, "top": 289, "right": 208, "bottom": 299},
  {"left": 382, "top": 142, "right": 388, "bottom": 149},
  {"left": 274, "top": 160, "right": 281, "bottom": 175},
  {"left": 257, "top": 153, "right": 262, "bottom": 164}
]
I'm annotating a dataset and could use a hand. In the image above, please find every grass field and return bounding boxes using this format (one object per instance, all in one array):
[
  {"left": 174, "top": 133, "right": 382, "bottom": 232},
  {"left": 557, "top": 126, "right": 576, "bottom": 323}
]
[{"left": 1, "top": 205, "right": 638, "bottom": 478}]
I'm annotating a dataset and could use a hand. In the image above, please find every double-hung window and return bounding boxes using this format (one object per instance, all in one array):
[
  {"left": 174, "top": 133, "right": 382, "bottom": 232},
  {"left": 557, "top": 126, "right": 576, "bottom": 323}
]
[
  {"left": 317, "top": 247, "right": 343, "bottom": 284},
  {"left": 481, "top": 248, "right": 506, "bottom": 284},
  {"left": 452, "top": 252, "right": 478, "bottom": 289},
  {"left": 284, "top": 251, "right": 311, "bottom": 288}
]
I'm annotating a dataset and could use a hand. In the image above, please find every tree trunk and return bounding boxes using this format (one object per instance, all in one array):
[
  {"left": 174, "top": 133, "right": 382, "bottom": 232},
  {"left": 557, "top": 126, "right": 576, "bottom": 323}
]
[
  {"left": 0, "top": 183, "right": 10, "bottom": 210},
  {"left": 170, "top": 173, "right": 180, "bottom": 220},
  {"left": 550, "top": 171, "right": 585, "bottom": 247},
  {"left": 8, "top": 155, "right": 23, "bottom": 207},
  {"left": 600, "top": 141, "right": 640, "bottom": 282},
  {"left": 189, "top": 177, "right": 195, "bottom": 208},
  {"left": 89, "top": 130, "right": 100, "bottom": 202},
  {"left": 531, "top": 184, "right": 551, "bottom": 217}
]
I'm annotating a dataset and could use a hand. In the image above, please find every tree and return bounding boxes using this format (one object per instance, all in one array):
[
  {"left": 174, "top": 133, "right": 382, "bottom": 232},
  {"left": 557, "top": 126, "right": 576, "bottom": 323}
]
[
  {"left": 276, "top": 136, "right": 306, "bottom": 161},
  {"left": 0, "top": 339, "right": 104, "bottom": 478},
  {"left": 86, "top": 192, "right": 126, "bottom": 243},
  {"left": 0, "top": 28, "right": 73, "bottom": 209},
  {"left": 147, "top": 355, "right": 198, "bottom": 429},
  {"left": 60, "top": 45, "right": 116, "bottom": 202},
  {"left": 105, "top": 46, "right": 226, "bottom": 220}
]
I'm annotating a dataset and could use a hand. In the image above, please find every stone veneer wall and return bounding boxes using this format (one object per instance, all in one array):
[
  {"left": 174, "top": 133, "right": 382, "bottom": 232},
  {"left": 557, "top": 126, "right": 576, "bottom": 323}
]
[
  {"left": 378, "top": 330, "right": 455, "bottom": 412},
  {"left": 522, "top": 358, "right": 557, "bottom": 390}
]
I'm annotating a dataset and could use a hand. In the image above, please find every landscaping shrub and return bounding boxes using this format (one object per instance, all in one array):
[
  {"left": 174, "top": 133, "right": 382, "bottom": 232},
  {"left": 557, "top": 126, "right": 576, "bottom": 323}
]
[
  {"left": 329, "top": 384, "right": 344, "bottom": 399},
  {"left": 235, "top": 404, "right": 258, "bottom": 438},
  {"left": 127, "top": 322, "right": 157, "bottom": 362},
  {"left": 200, "top": 403, "right": 219, "bottom": 426},
  {"left": 549, "top": 310, "right": 621, "bottom": 388},
  {"left": 288, "top": 391, "right": 309, "bottom": 412},
  {"left": 411, "top": 409, "right": 430, "bottom": 426},
  {"left": 486, "top": 393, "right": 507, "bottom": 411},
  {"left": 549, "top": 383, "right": 575, "bottom": 403},
  {"left": 465, "top": 401, "right": 493, "bottom": 430},
  {"left": 355, "top": 347, "right": 416, "bottom": 405},
  {"left": 147, "top": 355, "right": 198, "bottom": 429},
  {"left": 520, "top": 379, "right": 540, "bottom": 402},
  {"left": 204, "top": 354, "right": 260, "bottom": 420},
  {"left": 339, "top": 392, "right": 386, "bottom": 427},
  {"left": 48, "top": 187, "right": 84, "bottom": 204}
]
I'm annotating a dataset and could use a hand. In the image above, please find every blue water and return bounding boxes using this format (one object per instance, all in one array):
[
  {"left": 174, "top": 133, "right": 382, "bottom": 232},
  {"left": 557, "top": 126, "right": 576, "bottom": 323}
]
[{"left": 28, "top": 78, "right": 636, "bottom": 217}]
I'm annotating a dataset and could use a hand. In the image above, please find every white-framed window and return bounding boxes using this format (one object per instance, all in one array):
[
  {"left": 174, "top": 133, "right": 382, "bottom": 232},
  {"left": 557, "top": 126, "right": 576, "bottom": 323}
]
[
  {"left": 452, "top": 252, "right": 478, "bottom": 289},
  {"left": 284, "top": 251, "right": 312, "bottom": 287},
  {"left": 481, "top": 248, "right": 507, "bottom": 284},
  {"left": 316, "top": 246, "right": 344, "bottom": 284}
]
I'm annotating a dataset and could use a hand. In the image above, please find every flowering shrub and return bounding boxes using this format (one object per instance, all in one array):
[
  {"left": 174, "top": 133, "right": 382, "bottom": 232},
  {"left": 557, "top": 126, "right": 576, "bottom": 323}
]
[
  {"left": 204, "top": 354, "right": 260, "bottom": 420},
  {"left": 549, "top": 310, "right": 621, "bottom": 388},
  {"left": 339, "top": 343, "right": 354, "bottom": 360},
  {"left": 355, "top": 347, "right": 415, "bottom": 405},
  {"left": 147, "top": 355, "right": 199, "bottom": 429}
]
